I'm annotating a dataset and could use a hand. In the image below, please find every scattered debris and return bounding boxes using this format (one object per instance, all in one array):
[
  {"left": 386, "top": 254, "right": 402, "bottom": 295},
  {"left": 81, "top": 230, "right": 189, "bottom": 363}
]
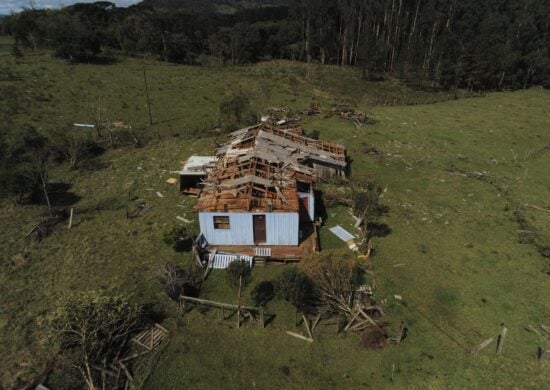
[
  {"left": 394, "top": 295, "right": 403, "bottom": 301},
  {"left": 329, "top": 225, "right": 358, "bottom": 251},
  {"left": 156, "top": 191, "right": 164, "bottom": 198},
  {"left": 332, "top": 106, "right": 374, "bottom": 127},
  {"left": 176, "top": 216, "right": 193, "bottom": 224},
  {"left": 329, "top": 225, "right": 355, "bottom": 241},
  {"left": 285, "top": 330, "right": 313, "bottom": 343},
  {"left": 127, "top": 202, "right": 151, "bottom": 219},
  {"left": 166, "top": 178, "right": 178, "bottom": 185},
  {"left": 26, "top": 209, "right": 69, "bottom": 241},
  {"left": 306, "top": 102, "right": 320, "bottom": 116},
  {"left": 470, "top": 337, "right": 494, "bottom": 354}
]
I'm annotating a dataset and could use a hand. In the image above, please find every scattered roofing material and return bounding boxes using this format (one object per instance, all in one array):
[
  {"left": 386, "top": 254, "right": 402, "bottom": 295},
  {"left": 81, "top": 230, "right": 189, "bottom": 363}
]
[
  {"left": 194, "top": 123, "right": 346, "bottom": 214},
  {"left": 329, "top": 225, "right": 356, "bottom": 242},
  {"left": 180, "top": 155, "right": 217, "bottom": 176}
]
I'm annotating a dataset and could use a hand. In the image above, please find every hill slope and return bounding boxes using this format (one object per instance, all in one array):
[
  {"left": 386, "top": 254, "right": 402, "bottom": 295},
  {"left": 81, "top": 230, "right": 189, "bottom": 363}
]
[{"left": 138, "top": 0, "right": 290, "bottom": 12}]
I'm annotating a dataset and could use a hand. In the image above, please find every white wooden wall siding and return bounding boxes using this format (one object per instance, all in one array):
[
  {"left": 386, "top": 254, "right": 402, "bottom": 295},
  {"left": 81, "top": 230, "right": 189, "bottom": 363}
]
[{"left": 198, "top": 212, "right": 299, "bottom": 246}]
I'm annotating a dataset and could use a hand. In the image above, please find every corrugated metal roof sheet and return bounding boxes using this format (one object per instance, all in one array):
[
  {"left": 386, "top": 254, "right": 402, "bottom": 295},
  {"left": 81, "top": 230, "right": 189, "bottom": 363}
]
[{"left": 329, "top": 225, "right": 356, "bottom": 242}]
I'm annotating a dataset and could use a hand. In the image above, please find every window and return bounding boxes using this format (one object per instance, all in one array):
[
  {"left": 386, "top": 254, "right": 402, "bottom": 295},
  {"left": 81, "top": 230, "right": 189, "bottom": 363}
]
[{"left": 213, "top": 216, "right": 230, "bottom": 229}]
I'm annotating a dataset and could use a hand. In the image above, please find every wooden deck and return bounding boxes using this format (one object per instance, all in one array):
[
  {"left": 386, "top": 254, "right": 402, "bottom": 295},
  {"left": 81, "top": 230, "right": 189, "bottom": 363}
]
[{"left": 209, "top": 223, "right": 318, "bottom": 261}]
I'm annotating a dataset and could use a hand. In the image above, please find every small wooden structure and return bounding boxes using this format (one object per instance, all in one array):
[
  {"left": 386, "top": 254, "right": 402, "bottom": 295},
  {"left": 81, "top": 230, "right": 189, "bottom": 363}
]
[{"left": 132, "top": 323, "right": 169, "bottom": 351}]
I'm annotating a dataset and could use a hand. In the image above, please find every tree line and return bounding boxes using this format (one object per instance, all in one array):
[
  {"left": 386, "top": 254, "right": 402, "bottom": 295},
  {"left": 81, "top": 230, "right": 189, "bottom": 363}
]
[{"left": 1, "top": 0, "right": 549, "bottom": 89}]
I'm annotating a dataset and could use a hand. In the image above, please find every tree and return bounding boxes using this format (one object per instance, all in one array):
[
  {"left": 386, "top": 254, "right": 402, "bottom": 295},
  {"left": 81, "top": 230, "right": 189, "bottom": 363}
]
[
  {"left": 43, "top": 291, "right": 142, "bottom": 389},
  {"left": 158, "top": 262, "right": 199, "bottom": 300},
  {"left": 274, "top": 267, "right": 312, "bottom": 310},
  {"left": 5, "top": 127, "right": 54, "bottom": 211},
  {"left": 53, "top": 127, "right": 94, "bottom": 169},
  {"left": 163, "top": 226, "right": 194, "bottom": 252},
  {"left": 299, "top": 250, "right": 363, "bottom": 316},
  {"left": 226, "top": 259, "right": 252, "bottom": 328},
  {"left": 219, "top": 92, "right": 256, "bottom": 131}
]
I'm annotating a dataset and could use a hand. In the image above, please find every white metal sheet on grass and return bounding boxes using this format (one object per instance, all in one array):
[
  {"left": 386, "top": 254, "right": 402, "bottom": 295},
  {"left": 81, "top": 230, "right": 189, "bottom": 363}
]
[{"left": 329, "top": 225, "right": 355, "bottom": 242}]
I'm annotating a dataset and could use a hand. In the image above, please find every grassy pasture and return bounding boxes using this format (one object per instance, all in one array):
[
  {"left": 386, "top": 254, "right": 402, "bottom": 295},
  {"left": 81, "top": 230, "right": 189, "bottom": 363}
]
[{"left": 0, "top": 50, "right": 549, "bottom": 388}]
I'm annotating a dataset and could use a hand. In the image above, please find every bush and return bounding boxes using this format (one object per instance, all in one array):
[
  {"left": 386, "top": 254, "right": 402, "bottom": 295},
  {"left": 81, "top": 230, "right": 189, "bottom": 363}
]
[
  {"left": 226, "top": 259, "right": 252, "bottom": 289},
  {"left": 219, "top": 92, "right": 257, "bottom": 131},
  {"left": 299, "top": 250, "right": 363, "bottom": 315},
  {"left": 250, "top": 281, "right": 274, "bottom": 306},
  {"left": 163, "top": 226, "right": 194, "bottom": 252},
  {"left": 43, "top": 291, "right": 142, "bottom": 389},
  {"left": 274, "top": 268, "right": 312, "bottom": 309}
]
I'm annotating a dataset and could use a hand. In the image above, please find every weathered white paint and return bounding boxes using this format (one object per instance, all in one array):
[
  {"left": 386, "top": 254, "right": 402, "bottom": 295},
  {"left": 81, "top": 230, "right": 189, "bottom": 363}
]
[
  {"left": 298, "top": 191, "right": 315, "bottom": 221},
  {"left": 199, "top": 212, "right": 299, "bottom": 246}
]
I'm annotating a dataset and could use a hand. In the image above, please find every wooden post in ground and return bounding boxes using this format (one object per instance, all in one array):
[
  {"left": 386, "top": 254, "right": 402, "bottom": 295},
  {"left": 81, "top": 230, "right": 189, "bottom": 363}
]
[
  {"left": 237, "top": 276, "right": 242, "bottom": 329},
  {"left": 68, "top": 208, "right": 74, "bottom": 229},
  {"left": 496, "top": 327, "right": 507, "bottom": 355},
  {"left": 537, "top": 347, "right": 545, "bottom": 361},
  {"left": 260, "top": 308, "right": 264, "bottom": 328}
]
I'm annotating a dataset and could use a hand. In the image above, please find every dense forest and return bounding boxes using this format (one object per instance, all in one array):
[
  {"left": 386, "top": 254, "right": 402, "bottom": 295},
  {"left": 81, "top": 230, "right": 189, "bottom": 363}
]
[{"left": 1, "top": 0, "right": 549, "bottom": 90}]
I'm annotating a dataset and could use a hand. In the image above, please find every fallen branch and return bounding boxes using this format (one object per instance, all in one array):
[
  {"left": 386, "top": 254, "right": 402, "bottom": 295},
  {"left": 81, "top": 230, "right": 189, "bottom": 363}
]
[{"left": 526, "top": 205, "right": 550, "bottom": 215}]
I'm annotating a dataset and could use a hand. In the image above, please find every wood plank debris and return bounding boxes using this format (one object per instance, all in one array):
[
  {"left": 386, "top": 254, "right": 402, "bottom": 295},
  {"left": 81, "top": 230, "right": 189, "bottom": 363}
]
[
  {"left": 496, "top": 327, "right": 507, "bottom": 355},
  {"left": 156, "top": 191, "right": 164, "bottom": 198},
  {"left": 470, "top": 337, "right": 494, "bottom": 354},
  {"left": 285, "top": 331, "right": 313, "bottom": 343},
  {"left": 176, "top": 216, "right": 193, "bottom": 223}
]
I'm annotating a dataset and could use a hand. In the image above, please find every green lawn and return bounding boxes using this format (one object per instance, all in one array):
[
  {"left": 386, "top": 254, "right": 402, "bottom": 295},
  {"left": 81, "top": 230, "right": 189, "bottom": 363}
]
[{"left": 0, "top": 50, "right": 549, "bottom": 389}]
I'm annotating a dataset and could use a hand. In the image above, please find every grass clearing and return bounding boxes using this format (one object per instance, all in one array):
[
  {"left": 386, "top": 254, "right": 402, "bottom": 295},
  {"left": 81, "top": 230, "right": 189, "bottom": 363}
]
[{"left": 0, "top": 52, "right": 549, "bottom": 388}]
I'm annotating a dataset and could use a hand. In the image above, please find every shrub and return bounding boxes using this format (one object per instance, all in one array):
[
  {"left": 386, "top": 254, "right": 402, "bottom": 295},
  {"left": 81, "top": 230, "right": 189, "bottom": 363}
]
[
  {"left": 274, "top": 268, "right": 312, "bottom": 309},
  {"left": 226, "top": 259, "right": 252, "bottom": 289},
  {"left": 163, "top": 226, "right": 194, "bottom": 252}
]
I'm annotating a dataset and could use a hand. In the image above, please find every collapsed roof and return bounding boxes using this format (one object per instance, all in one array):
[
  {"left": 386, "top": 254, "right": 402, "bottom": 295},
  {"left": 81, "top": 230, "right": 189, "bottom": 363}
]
[{"left": 194, "top": 123, "right": 346, "bottom": 213}]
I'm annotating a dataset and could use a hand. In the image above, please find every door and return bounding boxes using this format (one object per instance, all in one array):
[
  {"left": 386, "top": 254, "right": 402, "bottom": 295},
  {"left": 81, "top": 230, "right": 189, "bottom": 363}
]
[
  {"left": 299, "top": 196, "right": 310, "bottom": 222},
  {"left": 253, "top": 215, "right": 267, "bottom": 244}
]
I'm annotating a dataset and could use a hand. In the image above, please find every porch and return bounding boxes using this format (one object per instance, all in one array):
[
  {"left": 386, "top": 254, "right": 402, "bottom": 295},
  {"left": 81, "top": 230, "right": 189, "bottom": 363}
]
[{"left": 207, "top": 223, "right": 319, "bottom": 262}]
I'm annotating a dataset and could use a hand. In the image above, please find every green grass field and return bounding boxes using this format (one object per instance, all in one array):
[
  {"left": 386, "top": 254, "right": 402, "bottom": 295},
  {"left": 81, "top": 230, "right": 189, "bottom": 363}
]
[{"left": 0, "top": 48, "right": 549, "bottom": 389}]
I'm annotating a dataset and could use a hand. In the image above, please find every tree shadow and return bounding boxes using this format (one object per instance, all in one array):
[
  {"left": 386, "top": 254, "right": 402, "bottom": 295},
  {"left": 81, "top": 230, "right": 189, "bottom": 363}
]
[
  {"left": 48, "top": 182, "right": 82, "bottom": 207},
  {"left": 367, "top": 221, "right": 392, "bottom": 238},
  {"left": 314, "top": 190, "right": 328, "bottom": 223}
]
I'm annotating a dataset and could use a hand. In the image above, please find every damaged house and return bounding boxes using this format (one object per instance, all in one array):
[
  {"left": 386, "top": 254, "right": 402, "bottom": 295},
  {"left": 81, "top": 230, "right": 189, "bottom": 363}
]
[{"left": 189, "top": 123, "right": 346, "bottom": 261}]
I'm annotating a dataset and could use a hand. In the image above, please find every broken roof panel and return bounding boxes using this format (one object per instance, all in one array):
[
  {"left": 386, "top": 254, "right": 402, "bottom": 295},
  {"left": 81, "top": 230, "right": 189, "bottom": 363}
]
[
  {"left": 180, "top": 155, "right": 217, "bottom": 175},
  {"left": 194, "top": 123, "right": 346, "bottom": 213}
]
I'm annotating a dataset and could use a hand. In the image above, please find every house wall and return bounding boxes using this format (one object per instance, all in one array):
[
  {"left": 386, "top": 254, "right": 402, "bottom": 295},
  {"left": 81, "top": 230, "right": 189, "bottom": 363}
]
[
  {"left": 198, "top": 212, "right": 299, "bottom": 246},
  {"left": 312, "top": 162, "right": 345, "bottom": 180}
]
